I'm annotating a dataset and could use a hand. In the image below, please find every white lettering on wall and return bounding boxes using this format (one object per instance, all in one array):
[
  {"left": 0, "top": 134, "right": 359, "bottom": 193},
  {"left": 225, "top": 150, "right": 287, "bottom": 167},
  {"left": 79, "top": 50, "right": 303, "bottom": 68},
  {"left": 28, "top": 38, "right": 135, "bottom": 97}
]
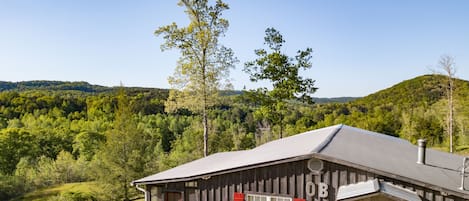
[
  {"left": 306, "top": 181, "right": 315, "bottom": 197},
  {"left": 305, "top": 181, "right": 329, "bottom": 198},
  {"left": 318, "top": 182, "right": 328, "bottom": 198}
]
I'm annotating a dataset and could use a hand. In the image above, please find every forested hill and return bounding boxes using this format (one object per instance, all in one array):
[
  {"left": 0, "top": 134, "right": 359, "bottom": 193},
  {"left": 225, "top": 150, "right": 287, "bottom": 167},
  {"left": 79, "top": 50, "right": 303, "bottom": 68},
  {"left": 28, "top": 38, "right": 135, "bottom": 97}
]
[
  {"left": 0, "top": 80, "right": 172, "bottom": 94},
  {"left": 314, "top": 74, "right": 469, "bottom": 146},
  {"left": 1, "top": 74, "right": 469, "bottom": 200},
  {"left": 313, "top": 97, "right": 358, "bottom": 103},
  {"left": 0, "top": 80, "right": 357, "bottom": 104},
  {"left": 355, "top": 74, "right": 469, "bottom": 108},
  {"left": 0, "top": 80, "right": 111, "bottom": 92}
]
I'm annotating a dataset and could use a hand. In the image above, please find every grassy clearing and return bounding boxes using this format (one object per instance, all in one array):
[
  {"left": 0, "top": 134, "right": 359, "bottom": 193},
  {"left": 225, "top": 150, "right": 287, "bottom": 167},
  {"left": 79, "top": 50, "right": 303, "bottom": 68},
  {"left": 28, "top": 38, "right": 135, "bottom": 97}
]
[
  {"left": 430, "top": 145, "right": 469, "bottom": 156},
  {"left": 13, "top": 182, "right": 98, "bottom": 201}
]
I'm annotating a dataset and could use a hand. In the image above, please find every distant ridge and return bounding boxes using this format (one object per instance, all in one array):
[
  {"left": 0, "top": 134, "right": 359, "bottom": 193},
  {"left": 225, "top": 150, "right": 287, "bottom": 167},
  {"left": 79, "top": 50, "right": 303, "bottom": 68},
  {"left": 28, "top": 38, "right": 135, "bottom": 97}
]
[
  {"left": 0, "top": 80, "right": 168, "bottom": 94},
  {"left": 0, "top": 80, "right": 112, "bottom": 93},
  {"left": 313, "top": 97, "right": 358, "bottom": 103},
  {"left": 0, "top": 80, "right": 358, "bottom": 103},
  {"left": 6, "top": 75, "right": 457, "bottom": 105}
]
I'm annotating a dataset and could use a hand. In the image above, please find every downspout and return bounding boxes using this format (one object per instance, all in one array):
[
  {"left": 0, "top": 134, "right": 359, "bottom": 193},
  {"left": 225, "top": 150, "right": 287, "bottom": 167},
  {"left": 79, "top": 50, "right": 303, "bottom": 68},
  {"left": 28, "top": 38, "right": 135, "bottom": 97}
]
[{"left": 131, "top": 182, "right": 149, "bottom": 201}]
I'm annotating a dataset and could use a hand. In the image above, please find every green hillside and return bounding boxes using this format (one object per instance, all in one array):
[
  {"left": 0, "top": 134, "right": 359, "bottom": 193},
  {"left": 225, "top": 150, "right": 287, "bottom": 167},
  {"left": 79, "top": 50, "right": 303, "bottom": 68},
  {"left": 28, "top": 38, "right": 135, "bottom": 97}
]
[
  {"left": 0, "top": 80, "right": 355, "bottom": 104},
  {"left": 0, "top": 80, "right": 112, "bottom": 93},
  {"left": 354, "top": 74, "right": 469, "bottom": 111},
  {"left": 356, "top": 74, "right": 455, "bottom": 108},
  {"left": 1, "top": 74, "right": 468, "bottom": 200},
  {"left": 315, "top": 74, "right": 469, "bottom": 146}
]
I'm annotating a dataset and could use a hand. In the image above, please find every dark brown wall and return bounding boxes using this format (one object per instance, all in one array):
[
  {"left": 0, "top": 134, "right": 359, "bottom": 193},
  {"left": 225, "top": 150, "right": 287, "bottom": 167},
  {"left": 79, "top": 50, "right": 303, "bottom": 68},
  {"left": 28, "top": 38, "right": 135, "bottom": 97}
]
[{"left": 151, "top": 159, "right": 464, "bottom": 201}]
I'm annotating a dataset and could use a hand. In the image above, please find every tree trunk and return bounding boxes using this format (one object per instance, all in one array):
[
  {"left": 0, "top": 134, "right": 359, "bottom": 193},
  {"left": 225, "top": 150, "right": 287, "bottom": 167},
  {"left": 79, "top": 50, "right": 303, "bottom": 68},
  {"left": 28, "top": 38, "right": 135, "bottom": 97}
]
[
  {"left": 124, "top": 181, "right": 129, "bottom": 201},
  {"left": 449, "top": 77, "right": 454, "bottom": 153},
  {"left": 202, "top": 52, "right": 209, "bottom": 157},
  {"left": 438, "top": 55, "right": 456, "bottom": 153},
  {"left": 279, "top": 123, "right": 283, "bottom": 139},
  {"left": 203, "top": 108, "right": 208, "bottom": 157}
]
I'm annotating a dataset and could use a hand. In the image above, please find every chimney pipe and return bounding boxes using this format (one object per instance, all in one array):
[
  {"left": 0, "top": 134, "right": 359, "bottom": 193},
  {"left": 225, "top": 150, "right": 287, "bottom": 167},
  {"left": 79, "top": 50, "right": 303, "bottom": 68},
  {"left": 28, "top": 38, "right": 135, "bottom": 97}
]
[
  {"left": 460, "top": 157, "right": 467, "bottom": 190},
  {"left": 417, "top": 139, "right": 427, "bottom": 165}
]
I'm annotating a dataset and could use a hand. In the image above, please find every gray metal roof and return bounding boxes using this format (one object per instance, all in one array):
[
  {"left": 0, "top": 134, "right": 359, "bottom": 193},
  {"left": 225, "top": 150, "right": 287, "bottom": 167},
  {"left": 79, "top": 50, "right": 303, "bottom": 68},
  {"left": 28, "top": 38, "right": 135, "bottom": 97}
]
[
  {"left": 320, "top": 125, "right": 468, "bottom": 195},
  {"left": 133, "top": 125, "right": 341, "bottom": 184},
  {"left": 133, "top": 124, "right": 469, "bottom": 196}
]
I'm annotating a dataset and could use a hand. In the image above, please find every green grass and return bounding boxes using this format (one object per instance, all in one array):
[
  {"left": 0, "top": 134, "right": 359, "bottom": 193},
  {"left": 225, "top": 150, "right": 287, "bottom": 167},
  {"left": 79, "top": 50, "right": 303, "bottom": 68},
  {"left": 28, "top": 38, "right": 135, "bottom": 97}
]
[
  {"left": 431, "top": 145, "right": 469, "bottom": 156},
  {"left": 456, "top": 145, "right": 469, "bottom": 155},
  {"left": 13, "top": 182, "right": 98, "bottom": 201}
]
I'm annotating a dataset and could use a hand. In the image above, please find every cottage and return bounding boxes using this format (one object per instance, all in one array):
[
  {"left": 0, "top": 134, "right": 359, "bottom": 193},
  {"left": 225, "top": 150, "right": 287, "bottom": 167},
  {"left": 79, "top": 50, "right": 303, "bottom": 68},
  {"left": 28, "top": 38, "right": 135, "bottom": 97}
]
[{"left": 132, "top": 124, "right": 469, "bottom": 201}]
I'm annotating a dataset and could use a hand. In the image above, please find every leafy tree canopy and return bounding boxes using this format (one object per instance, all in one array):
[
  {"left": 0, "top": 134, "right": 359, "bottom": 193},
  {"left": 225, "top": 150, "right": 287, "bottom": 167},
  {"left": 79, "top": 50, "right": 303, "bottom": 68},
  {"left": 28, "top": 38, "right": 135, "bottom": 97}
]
[{"left": 243, "top": 27, "right": 317, "bottom": 138}]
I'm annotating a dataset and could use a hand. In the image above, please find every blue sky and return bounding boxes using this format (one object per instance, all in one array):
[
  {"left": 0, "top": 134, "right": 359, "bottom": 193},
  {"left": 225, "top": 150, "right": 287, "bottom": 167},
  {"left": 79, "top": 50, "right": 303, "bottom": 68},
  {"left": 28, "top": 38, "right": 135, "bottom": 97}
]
[{"left": 1, "top": 0, "right": 468, "bottom": 97}]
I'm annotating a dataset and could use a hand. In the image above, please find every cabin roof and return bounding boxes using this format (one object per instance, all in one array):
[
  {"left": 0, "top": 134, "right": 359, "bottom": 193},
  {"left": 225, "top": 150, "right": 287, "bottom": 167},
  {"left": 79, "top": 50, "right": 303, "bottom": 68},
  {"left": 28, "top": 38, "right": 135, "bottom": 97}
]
[{"left": 133, "top": 124, "right": 469, "bottom": 196}]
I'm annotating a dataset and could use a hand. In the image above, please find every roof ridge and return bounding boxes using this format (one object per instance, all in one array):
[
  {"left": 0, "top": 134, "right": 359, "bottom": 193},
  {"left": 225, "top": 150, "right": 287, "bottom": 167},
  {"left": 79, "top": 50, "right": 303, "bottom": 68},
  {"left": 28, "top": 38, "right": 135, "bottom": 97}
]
[{"left": 311, "top": 124, "right": 343, "bottom": 153}]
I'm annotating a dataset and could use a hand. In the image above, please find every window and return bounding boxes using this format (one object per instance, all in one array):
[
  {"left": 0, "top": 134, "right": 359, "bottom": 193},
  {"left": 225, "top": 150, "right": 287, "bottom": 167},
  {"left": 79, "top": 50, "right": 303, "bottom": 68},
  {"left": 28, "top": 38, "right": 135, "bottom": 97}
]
[{"left": 246, "top": 194, "right": 292, "bottom": 201}]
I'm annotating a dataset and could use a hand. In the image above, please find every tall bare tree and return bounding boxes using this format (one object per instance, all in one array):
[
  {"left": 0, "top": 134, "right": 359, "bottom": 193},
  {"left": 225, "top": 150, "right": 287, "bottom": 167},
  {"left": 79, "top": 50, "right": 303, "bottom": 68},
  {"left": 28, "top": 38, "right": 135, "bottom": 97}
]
[
  {"left": 155, "top": 0, "right": 237, "bottom": 156},
  {"left": 438, "top": 55, "right": 456, "bottom": 153}
]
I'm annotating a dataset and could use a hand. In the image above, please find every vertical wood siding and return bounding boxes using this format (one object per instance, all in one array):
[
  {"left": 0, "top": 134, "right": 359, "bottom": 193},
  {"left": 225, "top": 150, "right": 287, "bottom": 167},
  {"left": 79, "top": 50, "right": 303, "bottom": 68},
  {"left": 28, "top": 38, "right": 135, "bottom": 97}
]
[{"left": 152, "top": 159, "right": 465, "bottom": 201}]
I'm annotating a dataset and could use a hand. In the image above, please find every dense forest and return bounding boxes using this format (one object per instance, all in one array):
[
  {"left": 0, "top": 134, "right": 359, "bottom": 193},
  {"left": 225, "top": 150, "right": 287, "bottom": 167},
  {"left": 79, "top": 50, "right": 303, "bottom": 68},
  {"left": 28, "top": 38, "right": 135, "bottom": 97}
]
[{"left": 0, "top": 75, "right": 468, "bottom": 200}]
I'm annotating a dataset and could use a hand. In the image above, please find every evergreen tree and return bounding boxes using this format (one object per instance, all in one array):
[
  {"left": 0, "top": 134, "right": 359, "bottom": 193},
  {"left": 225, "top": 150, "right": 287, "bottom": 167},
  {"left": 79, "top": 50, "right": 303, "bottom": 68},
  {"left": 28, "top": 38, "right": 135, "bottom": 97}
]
[{"left": 94, "top": 88, "right": 147, "bottom": 201}]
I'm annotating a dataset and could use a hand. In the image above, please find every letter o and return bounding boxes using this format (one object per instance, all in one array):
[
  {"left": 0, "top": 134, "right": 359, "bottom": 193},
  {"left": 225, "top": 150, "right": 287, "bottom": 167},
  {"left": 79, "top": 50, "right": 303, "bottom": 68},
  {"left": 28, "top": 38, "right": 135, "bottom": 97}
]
[{"left": 306, "top": 181, "right": 316, "bottom": 197}]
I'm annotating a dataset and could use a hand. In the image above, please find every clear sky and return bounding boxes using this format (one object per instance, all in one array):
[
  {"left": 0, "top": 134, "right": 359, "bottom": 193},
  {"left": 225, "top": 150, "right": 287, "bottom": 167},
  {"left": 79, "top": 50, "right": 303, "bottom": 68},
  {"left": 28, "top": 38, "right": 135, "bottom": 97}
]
[{"left": 1, "top": 0, "right": 468, "bottom": 97}]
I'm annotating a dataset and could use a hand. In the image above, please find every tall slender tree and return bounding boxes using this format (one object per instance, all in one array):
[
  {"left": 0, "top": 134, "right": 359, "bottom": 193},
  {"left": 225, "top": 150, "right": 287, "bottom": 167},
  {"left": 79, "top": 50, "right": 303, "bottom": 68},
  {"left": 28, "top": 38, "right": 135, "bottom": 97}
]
[
  {"left": 155, "top": 0, "right": 237, "bottom": 156},
  {"left": 438, "top": 55, "right": 456, "bottom": 153},
  {"left": 244, "top": 28, "right": 317, "bottom": 139}
]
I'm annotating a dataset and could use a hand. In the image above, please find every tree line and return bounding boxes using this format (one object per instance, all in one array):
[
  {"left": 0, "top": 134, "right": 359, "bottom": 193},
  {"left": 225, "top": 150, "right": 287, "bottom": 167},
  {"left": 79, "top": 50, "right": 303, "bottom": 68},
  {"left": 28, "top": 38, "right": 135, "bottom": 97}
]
[{"left": 1, "top": 74, "right": 468, "bottom": 200}]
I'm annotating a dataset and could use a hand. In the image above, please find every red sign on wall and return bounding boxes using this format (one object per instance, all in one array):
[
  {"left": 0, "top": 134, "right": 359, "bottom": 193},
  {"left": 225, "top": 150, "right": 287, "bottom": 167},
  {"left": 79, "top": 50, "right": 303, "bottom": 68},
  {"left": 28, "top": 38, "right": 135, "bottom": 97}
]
[{"left": 234, "top": 192, "right": 244, "bottom": 201}]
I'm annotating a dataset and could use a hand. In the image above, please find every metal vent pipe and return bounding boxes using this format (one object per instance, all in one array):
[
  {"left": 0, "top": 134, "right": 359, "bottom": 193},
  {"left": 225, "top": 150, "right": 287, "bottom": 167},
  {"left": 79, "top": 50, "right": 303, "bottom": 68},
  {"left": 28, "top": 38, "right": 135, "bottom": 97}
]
[
  {"left": 460, "top": 157, "right": 467, "bottom": 190},
  {"left": 417, "top": 139, "right": 427, "bottom": 165}
]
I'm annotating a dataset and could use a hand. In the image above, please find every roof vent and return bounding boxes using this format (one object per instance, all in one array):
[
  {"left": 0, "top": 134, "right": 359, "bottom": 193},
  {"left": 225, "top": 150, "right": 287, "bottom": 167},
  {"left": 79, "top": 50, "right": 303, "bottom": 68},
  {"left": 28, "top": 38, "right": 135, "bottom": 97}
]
[{"left": 417, "top": 139, "right": 427, "bottom": 165}]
